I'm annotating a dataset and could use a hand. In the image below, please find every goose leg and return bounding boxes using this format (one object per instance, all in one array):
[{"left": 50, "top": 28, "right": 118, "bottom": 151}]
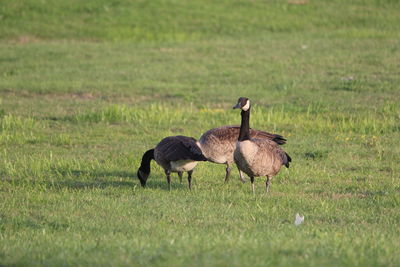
[
  {"left": 178, "top": 172, "right": 183, "bottom": 183},
  {"left": 250, "top": 176, "right": 255, "bottom": 194},
  {"left": 187, "top": 170, "right": 193, "bottom": 190},
  {"left": 238, "top": 169, "right": 246, "bottom": 183},
  {"left": 165, "top": 169, "right": 171, "bottom": 190},
  {"left": 266, "top": 176, "right": 271, "bottom": 193},
  {"left": 224, "top": 164, "right": 231, "bottom": 183}
]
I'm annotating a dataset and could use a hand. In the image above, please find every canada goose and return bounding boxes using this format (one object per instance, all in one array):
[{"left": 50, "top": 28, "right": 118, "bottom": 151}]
[
  {"left": 233, "top": 97, "right": 291, "bottom": 193},
  {"left": 137, "top": 135, "right": 207, "bottom": 190},
  {"left": 197, "top": 126, "right": 287, "bottom": 183}
]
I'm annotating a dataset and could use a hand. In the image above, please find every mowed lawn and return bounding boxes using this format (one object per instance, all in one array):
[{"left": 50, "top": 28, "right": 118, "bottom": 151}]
[{"left": 1, "top": 0, "right": 400, "bottom": 266}]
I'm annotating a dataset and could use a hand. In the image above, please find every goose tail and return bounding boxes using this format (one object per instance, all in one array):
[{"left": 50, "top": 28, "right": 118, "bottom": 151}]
[{"left": 284, "top": 152, "right": 292, "bottom": 168}]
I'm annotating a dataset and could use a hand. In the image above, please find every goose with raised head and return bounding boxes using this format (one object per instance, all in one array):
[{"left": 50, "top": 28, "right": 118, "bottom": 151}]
[
  {"left": 233, "top": 97, "right": 291, "bottom": 193},
  {"left": 197, "top": 125, "right": 287, "bottom": 183},
  {"left": 137, "top": 135, "right": 207, "bottom": 190}
]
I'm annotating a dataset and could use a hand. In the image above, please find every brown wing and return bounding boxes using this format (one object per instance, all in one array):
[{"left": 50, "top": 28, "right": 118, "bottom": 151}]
[
  {"left": 250, "top": 129, "right": 287, "bottom": 145},
  {"left": 199, "top": 125, "right": 240, "bottom": 144},
  {"left": 200, "top": 125, "right": 286, "bottom": 145},
  {"left": 252, "top": 138, "right": 291, "bottom": 173}
]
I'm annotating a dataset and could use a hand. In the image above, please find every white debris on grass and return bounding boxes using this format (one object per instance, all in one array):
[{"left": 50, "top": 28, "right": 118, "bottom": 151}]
[
  {"left": 295, "top": 213, "right": 304, "bottom": 226},
  {"left": 341, "top": 76, "right": 355, "bottom": 81}
]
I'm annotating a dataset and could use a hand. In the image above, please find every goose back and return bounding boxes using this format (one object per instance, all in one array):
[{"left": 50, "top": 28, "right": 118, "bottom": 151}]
[
  {"left": 198, "top": 125, "right": 286, "bottom": 164},
  {"left": 154, "top": 135, "right": 207, "bottom": 171}
]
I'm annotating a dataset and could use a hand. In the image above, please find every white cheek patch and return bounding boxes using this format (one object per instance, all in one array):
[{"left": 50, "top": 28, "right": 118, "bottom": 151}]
[{"left": 242, "top": 100, "right": 250, "bottom": 111}]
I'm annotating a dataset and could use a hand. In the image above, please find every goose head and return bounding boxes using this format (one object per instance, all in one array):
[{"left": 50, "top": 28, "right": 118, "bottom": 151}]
[
  {"left": 233, "top": 97, "right": 250, "bottom": 111},
  {"left": 137, "top": 169, "right": 149, "bottom": 187}
]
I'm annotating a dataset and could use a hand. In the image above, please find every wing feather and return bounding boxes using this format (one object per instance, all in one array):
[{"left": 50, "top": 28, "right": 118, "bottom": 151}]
[
  {"left": 200, "top": 125, "right": 286, "bottom": 145},
  {"left": 157, "top": 136, "right": 207, "bottom": 162}
]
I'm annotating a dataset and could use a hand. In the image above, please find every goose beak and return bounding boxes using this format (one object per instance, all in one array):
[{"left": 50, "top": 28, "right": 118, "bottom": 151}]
[{"left": 233, "top": 103, "right": 241, "bottom": 109}]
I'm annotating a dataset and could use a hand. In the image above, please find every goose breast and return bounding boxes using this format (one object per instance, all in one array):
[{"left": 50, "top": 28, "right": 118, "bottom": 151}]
[{"left": 234, "top": 138, "right": 285, "bottom": 177}]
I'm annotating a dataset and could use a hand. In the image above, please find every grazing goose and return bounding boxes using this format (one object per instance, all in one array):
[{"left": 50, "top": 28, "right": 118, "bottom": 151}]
[
  {"left": 233, "top": 97, "right": 292, "bottom": 193},
  {"left": 197, "top": 126, "right": 287, "bottom": 183},
  {"left": 137, "top": 135, "right": 207, "bottom": 190}
]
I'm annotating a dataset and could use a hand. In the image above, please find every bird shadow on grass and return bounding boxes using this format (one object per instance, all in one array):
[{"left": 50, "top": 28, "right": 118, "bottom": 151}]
[
  {"left": 67, "top": 169, "right": 133, "bottom": 179},
  {"left": 50, "top": 169, "right": 135, "bottom": 190},
  {"left": 51, "top": 170, "right": 187, "bottom": 191},
  {"left": 2, "top": 170, "right": 134, "bottom": 191},
  {"left": 3, "top": 169, "right": 194, "bottom": 191},
  {"left": 144, "top": 179, "right": 188, "bottom": 191},
  {"left": 46, "top": 179, "right": 133, "bottom": 190},
  {"left": 47, "top": 179, "right": 183, "bottom": 191}
]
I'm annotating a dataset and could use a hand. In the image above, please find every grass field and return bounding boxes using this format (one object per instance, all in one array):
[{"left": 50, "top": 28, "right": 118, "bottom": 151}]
[{"left": 1, "top": 0, "right": 400, "bottom": 266}]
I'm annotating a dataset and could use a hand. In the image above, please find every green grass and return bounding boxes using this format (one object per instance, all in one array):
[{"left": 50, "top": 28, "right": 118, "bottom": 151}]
[
  {"left": 2, "top": 0, "right": 399, "bottom": 42},
  {"left": 1, "top": 0, "right": 400, "bottom": 266}
]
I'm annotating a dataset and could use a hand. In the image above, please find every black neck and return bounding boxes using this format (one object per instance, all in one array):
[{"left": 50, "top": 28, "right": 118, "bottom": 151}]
[
  {"left": 238, "top": 109, "right": 250, "bottom": 141},
  {"left": 139, "top": 149, "right": 154, "bottom": 173}
]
